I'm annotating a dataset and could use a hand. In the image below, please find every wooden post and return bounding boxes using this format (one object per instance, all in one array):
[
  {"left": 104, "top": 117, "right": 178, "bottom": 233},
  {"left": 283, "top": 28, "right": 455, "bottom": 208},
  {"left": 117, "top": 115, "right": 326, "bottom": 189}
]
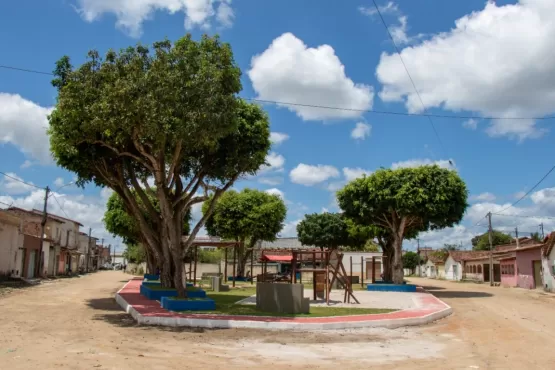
[
  {"left": 292, "top": 251, "right": 297, "bottom": 284},
  {"left": 361, "top": 256, "right": 364, "bottom": 288},
  {"left": 372, "top": 256, "right": 376, "bottom": 284},
  {"left": 193, "top": 246, "right": 198, "bottom": 286},
  {"left": 325, "top": 253, "right": 329, "bottom": 306},
  {"left": 312, "top": 250, "right": 316, "bottom": 300},
  {"left": 224, "top": 248, "right": 228, "bottom": 280},
  {"left": 349, "top": 256, "right": 353, "bottom": 283},
  {"left": 250, "top": 248, "right": 254, "bottom": 285},
  {"left": 232, "top": 245, "right": 237, "bottom": 288}
]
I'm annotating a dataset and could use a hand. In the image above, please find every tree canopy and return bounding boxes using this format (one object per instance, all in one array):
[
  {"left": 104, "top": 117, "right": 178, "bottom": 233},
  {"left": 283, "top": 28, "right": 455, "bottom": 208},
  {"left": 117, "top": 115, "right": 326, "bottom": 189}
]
[
  {"left": 202, "top": 188, "right": 287, "bottom": 276},
  {"left": 48, "top": 35, "right": 271, "bottom": 295},
  {"left": 296, "top": 213, "right": 371, "bottom": 250},
  {"left": 402, "top": 251, "right": 421, "bottom": 273},
  {"left": 471, "top": 230, "right": 512, "bottom": 251},
  {"left": 337, "top": 165, "right": 468, "bottom": 283}
]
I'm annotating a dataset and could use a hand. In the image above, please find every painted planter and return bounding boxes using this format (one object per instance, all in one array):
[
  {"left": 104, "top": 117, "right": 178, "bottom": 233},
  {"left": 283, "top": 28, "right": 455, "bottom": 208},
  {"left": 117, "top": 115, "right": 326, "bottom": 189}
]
[
  {"left": 186, "top": 289, "right": 207, "bottom": 298},
  {"left": 227, "top": 276, "right": 252, "bottom": 282},
  {"left": 366, "top": 284, "right": 417, "bottom": 292},
  {"left": 142, "top": 281, "right": 194, "bottom": 287},
  {"left": 144, "top": 274, "right": 160, "bottom": 281},
  {"left": 141, "top": 285, "right": 178, "bottom": 301},
  {"left": 373, "top": 280, "right": 407, "bottom": 285},
  {"left": 160, "top": 296, "right": 216, "bottom": 311}
]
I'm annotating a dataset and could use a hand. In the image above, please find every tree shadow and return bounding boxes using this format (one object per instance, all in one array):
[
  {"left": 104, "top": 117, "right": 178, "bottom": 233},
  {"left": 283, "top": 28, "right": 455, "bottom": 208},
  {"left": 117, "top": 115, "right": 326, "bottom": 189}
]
[
  {"left": 418, "top": 285, "right": 446, "bottom": 291},
  {"left": 86, "top": 298, "right": 125, "bottom": 311},
  {"left": 427, "top": 290, "right": 493, "bottom": 298}
]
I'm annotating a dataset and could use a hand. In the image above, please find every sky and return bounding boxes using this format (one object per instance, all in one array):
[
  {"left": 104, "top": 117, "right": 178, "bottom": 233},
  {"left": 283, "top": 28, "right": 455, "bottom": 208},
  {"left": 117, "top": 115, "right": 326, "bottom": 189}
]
[{"left": 2, "top": 0, "right": 555, "bottom": 252}]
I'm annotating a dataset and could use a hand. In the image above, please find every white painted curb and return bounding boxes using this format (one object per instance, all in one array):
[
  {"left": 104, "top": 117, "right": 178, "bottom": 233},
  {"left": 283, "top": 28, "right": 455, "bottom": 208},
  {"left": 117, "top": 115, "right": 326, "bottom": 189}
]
[{"left": 115, "top": 281, "right": 453, "bottom": 331}]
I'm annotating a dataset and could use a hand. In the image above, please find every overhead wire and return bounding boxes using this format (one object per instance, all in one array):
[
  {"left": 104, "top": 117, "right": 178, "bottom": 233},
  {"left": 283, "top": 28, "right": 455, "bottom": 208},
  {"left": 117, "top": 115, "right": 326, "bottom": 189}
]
[
  {"left": 2, "top": 64, "right": 555, "bottom": 121},
  {"left": 51, "top": 193, "right": 70, "bottom": 220},
  {"left": 0, "top": 170, "right": 44, "bottom": 190}
]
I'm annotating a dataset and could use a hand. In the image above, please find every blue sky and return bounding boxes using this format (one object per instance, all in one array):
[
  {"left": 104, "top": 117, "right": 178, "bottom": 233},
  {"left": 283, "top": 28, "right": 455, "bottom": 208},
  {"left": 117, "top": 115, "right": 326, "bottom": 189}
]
[{"left": 2, "top": 0, "right": 555, "bottom": 251}]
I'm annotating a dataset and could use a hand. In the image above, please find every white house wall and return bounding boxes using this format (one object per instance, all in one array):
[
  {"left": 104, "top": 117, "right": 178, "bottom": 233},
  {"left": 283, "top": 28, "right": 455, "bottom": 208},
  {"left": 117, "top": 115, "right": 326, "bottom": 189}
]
[
  {"left": 0, "top": 222, "right": 23, "bottom": 276},
  {"left": 444, "top": 257, "right": 462, "bottom": 281},
  {"left": 542, "top": 248, "right": 555, "bottom": 292}
]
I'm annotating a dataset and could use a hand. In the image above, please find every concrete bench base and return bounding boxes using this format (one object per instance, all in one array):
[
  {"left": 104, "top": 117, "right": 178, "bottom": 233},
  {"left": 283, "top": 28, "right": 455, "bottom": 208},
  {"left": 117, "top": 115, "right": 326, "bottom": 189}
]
[
  {"left": 161, "top": 297, "right": 216, "bottom": 311},
  {"left": 256, "top": 282, "right": 309, "bottom": 314}
]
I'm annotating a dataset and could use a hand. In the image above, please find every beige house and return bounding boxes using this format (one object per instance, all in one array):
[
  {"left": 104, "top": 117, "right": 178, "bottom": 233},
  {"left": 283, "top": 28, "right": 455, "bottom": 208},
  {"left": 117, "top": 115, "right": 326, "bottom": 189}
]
[{"left": 0, "top": 210, "right": 24, "bottom": 277}]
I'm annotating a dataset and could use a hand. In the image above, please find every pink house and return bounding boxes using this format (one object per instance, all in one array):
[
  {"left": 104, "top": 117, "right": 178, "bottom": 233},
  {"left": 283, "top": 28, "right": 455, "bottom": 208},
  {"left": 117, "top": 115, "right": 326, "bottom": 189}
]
[{"left": 499, "top": 243, "right": 543, "bottom": 289}]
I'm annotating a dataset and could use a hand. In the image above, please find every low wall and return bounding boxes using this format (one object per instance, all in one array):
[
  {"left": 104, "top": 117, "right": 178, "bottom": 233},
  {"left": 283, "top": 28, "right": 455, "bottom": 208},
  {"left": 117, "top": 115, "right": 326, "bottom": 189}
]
[{"left": 256, "top": 282, "right": 309, "bottom": 314}]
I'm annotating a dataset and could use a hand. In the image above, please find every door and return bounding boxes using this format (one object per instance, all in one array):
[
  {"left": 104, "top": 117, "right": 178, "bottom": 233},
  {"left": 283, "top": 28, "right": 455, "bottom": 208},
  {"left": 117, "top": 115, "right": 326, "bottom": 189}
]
[
  {"left": 533, "top": 261, "right": 543, "bottom": 289},
  {"left": 453, "top": 264, "right": 458, "bottom": 280},
  {"left": 483, "top": 264, "right": 490, "bottom": 282},
  {"left": 27, "top": 251, "right": 36, "bottom": 279}
]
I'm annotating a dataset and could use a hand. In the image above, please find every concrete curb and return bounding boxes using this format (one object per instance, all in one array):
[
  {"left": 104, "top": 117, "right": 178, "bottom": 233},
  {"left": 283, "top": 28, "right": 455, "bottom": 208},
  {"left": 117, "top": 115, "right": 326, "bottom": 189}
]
[{"left": 114, "top": 280, "right": 452, "bottom": 331}]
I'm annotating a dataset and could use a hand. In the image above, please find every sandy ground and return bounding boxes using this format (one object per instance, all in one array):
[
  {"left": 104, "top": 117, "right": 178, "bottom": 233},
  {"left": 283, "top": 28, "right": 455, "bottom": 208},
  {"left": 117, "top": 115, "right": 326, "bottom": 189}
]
[
  {"left": 1, "top": 272, "right": 555, "bottom": 369},
  {"left": 237, "top": 288, "right": 418, "bottom": 309}
]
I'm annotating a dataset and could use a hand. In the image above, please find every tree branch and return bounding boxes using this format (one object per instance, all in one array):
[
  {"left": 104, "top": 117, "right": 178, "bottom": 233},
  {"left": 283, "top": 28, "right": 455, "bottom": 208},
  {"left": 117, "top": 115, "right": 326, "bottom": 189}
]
[{"left": 89, "top": 140, "right": 154, "bottom": 172}]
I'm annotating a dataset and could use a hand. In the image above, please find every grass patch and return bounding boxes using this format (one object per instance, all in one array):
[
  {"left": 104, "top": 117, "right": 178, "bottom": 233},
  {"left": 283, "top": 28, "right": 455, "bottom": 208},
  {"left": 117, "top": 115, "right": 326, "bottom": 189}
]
[{"left": 176, "top": 287, "right": 395, "bottom": 317}]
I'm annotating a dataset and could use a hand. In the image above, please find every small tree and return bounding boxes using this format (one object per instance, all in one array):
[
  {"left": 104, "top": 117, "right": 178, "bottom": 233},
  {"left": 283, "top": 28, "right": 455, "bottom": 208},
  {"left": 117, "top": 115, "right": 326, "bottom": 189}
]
[
  {"left": 202, "top": 189, "right": 287, "bottom": 277},
  {"left": 443, "top": 243, "right": 460, "bottom": 251},
  {"left": 337, "top": 165, "right": 468, "bottom": 284},
  {"left": 296, "top": 213, "right": 369, "bottom": 250},
  {"left": 103, "top": 191, "right": 191, "bottom": 273},
  {"left": 49, "top": 35, "right": 271, "bottom": 296},
  {"left": 402, "top": 251, "right": 420, "bottom": 274},
  {"left": 472, "top": 230, "right": 512, "bottom": 251},
  {"left": 123, "top": 244, "right": 146, "bottom": 264}
]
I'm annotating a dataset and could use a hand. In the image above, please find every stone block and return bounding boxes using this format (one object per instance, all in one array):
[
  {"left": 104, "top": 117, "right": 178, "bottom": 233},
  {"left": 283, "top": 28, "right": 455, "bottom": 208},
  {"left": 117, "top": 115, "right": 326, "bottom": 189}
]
[{"left": 256, "top": 282, "right": 309, "bottom": 314}]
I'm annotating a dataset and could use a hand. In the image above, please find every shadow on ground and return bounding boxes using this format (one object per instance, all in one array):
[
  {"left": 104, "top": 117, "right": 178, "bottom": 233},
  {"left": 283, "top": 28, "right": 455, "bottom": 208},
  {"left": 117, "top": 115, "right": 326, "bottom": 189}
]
[
  {"left": 427, "top": 290, "right": 493, "bottom": 298},
  {"left": 91, "top": 312, "right": 217, "bottom": 333},
  {"left": 87, "top": 298, "right": 125, "bottom": 311}
]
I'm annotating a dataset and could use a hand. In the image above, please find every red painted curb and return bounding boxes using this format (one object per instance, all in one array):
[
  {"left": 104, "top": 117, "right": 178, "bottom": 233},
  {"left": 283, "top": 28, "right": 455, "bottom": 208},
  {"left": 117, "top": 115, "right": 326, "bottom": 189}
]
[{"left": 119, "top": 279, "right": 450, "bottom": 324}]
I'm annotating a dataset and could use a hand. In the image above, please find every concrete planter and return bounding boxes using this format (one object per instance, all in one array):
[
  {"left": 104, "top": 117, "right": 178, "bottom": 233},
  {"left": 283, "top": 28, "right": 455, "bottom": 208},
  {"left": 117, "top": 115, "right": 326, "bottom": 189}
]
[
  {"left": 144, "top": 274, "right": 159, "bottom": 281},
  {"left": 256, "top": 282, "right": 309, "bottom": 314},
  {"left": 141, "top": 284, "right": 206, "bottom": 300},
  {"left": 142, "top": 281, "right": 194, "bottom": 288},
  {"left": 366, "top": 284, "right": 416, "bottom": 292},
  {"left": 160, "top": 297, "right": 216, "bottom": 311}
]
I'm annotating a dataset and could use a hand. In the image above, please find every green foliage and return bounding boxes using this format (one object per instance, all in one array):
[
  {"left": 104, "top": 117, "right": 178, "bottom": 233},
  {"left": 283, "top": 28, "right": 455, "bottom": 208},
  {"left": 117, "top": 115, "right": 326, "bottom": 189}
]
[
  {"left": 122, "top": 244, "right": 146, "bottom": 264},
  {"left": 472, "top": 230, "right": 512, "bottom": 251},
  {"left": 103, "top": 191, "right": 191, "bottom": 245},
  {"left": 198, "top": 249, "right": 223, "bottom": 264},
  {"left": 530, "top": 232, "right": 542, "bottom": 242},
  {"left": 297, "top": 213, "right": 348, "bottom": 249},
  {"left": 430, "top": 249, "right": 449, "bottom": 262},
  {"left": 402, "top": 251, "right": 420, "bottom": 271},
  {"left": 337, "top": 166, "right": 468, "bottom": 234},
  {"left": 203, "top": 188, "right": 287, "bottom": 243}
]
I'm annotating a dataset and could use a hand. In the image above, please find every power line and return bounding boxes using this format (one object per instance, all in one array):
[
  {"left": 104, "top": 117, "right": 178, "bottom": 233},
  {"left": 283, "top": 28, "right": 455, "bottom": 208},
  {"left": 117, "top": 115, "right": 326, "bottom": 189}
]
[
  {"left": 493, "top": 164, "right": 555, "bottom": 215},
  {"left": 0, "top": 171, "right": 44, "bottom": 190},
  {"left": 51, "top": 193, "right": 70, "bottom": 219},
  {"left": 371, "top": 0, "right": 449, "bottom": 161},
  {"left": 2, "top": 64, "right": 555, "bottom": 121},
  {"left": 493, "top": 213, "right": 555, "bottom": 221}
]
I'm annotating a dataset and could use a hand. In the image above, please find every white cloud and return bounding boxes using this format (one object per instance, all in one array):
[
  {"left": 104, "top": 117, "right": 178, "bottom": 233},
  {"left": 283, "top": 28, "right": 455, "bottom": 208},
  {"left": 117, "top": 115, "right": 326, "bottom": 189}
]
[
  {"left": 258, "top": 177, "right": 283, "bottom": 186},
  {"left": 20, "top": 160, "right": 34, "bottom": 169},
  {"left": 514, "top": 191, "right": 527, "bottom": 199},
  {"left": 358, "top": 2, "right": 399, "bottom": 17},
  {"left": 391, "top": 158, "right": 454, "bottom": 170},
  {"left": 290, "top": 164, "right": 340, "bottom": 186},
  {"left": 265, "top": 188, "right": 285, "bottom": 199},
  {"left": 462, "top": 118, "right": 479, "bottom": 130},
  {"left": 270, "top": 132, "right": 289, "bottom": 146},
  {"left": 280, "top": 219, "right": 301, "bottom": 237},
  {"left": 343, "top": 167, "right": 373, "bottom": 182},
  {"left": 376, "top": 0, "right": 555, "bottom": 141},
  {"left": 470, "top": 192, "right": 496, "bottom": 202},
  {"left": 259, "top": 152, "right": 285, "bottom": 174},
  {"left": 75, "top": 0, "right": 234, "bottom": 37},
  {"left": 389, "top": 15, "right": 410, "bottom": 45},
  {"left": 248, "top": 32, "right": 374, "bottom": 121},
  {"left": 0, "top": 93, "right": 52, "bottom": 163},
  {"left": 351, "top": 122, "right": 371, "bottom": 140},
  {"left": 54, "top": 177, "right": 65, "bottom": 187},
  {"left": 0, "top": 173, "right": 37, "bottom": 195}
]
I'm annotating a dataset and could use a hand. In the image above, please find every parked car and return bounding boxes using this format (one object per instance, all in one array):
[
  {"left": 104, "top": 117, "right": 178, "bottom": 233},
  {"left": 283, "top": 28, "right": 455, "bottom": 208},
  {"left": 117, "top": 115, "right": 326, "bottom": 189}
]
[{"left": 99, "top": 263, "right": 113, "bottom": 270}]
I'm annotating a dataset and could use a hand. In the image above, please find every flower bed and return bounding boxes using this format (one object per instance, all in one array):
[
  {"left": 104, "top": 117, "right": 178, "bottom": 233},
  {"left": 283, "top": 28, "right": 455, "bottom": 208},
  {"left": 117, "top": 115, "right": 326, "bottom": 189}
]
[{"left": 160, "top": 296, "right": 216, "bottom": 311}]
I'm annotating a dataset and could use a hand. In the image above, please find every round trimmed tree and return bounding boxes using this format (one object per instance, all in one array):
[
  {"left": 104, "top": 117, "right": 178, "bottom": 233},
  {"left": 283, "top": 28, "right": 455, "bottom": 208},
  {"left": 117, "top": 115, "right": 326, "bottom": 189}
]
[{"left": 337, "top": 165, "right": 468, "bottom": 284}]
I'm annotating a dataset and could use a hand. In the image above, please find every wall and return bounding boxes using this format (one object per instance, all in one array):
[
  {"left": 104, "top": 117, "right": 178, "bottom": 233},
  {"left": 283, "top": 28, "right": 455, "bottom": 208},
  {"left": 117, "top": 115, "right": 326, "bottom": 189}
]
[
  {"left": 541, "top": 248, "right": 555, "bottom": 292},
  {"left": 516, "top": 248, "right": 542, "bottom": 289},
  {"left": 22, "top": 234, "right": 41, "bottom": 278},
  {"left": 0, "top": 220, "right": 22, "bottom": 276},
  {"left": 500, "top": 259, "right": 517, "bottom": 287},
  {"left": 444, "top": 257, "right": 462, "bottom": 281}
]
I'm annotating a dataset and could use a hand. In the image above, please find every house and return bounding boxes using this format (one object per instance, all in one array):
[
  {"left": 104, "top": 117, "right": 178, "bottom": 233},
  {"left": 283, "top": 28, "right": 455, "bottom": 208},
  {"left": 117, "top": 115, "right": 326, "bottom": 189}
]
[
  {"left": 77, "top": 232, "right": 99, "bottom": 271},
  {"left": 541, "top": 233, "right": 555, "bottom": 292},
  {"left": 425, "top": 253, "right": 447, "bottom": 278},
  {"left": 0, "top": 210, "right": 23, "bottom": 278},
  {"left": 463, "top": 254, "right": 500, "bottom": 282},
  {"left": 445, "top": 251, "right": 490, "bottom": 281}
]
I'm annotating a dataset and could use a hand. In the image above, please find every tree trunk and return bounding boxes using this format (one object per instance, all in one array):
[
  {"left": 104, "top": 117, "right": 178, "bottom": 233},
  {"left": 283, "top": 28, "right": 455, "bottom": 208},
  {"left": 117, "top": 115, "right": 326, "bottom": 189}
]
[
  {"left": 236, "top": 251, "right": 251, "bottom": 277},
  {"left": 391, "top": 236, "right": 404, "bottom": 284},
  {"left": 382, "top": 243, "right": 394, "bottom": 282},
  {"left": 172, "top": 250, "right": 186, "bottom": 298}
]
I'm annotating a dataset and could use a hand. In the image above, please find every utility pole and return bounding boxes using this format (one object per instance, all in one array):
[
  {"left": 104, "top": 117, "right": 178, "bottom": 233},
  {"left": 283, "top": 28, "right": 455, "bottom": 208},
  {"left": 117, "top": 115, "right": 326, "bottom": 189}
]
[
  {"left": 36, "top": 186, "right": 50, "bottom": 278},
  {"left": 100, "top": 238, "right": 104, "bottom": 269},
  {"left": 487, "top": 212, "right": 494, "bottom": 286},
  {"left": 540, "top": 223, "right": 545, "bottom": 239},
  {"left": 86, "top": 228, "right": 92, "bottom": 273},
  {"left": 515, "top": 226, "right": 520, "bottom": 249},
  {"left": 417, "top": 239, "right": 421, "bottom": 277}
]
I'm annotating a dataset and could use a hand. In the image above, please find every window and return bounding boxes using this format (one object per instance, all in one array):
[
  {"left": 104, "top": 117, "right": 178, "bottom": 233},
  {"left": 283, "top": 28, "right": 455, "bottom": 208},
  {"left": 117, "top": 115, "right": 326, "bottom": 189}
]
[
  {"left": 472, "top": 265, "right": 476, "bottom": 274},
  {"left": 478, "top": 265, "right": 482, "bottom": 274}
]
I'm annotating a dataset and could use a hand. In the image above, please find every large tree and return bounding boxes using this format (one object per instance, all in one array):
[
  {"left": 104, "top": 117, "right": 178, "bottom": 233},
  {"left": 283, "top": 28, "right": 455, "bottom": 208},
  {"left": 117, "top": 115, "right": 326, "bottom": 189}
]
[
  {"left": 103, "top": 191, "right": 191, "bottom": 273},
  {"left": 296, "top": 213, "right": 371, "bottom": 250},
  {"left": 471, "top": 230, "right": 512, "bottom": 251},
  {"left": 202, "top": 188, "right": 287, "bottom": 276},
  {"left": 337, "top": 165, "right": 468, "bottom": 284},
  {"left": 48, "top": 35, "right": 271, "bottom": 296}
]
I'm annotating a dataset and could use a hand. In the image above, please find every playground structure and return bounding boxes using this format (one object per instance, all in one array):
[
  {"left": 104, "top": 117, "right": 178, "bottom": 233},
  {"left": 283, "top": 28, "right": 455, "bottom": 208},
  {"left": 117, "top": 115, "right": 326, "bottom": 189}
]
[{"left": 258, "top": 248, "right": 359, "bottom": 305}]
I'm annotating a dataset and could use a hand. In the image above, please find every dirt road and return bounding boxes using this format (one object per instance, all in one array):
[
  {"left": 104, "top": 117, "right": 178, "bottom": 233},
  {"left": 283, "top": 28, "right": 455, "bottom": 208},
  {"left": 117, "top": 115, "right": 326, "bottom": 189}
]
[{"left": 0, "top": 272, "right": 554, "bottom": 369}]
